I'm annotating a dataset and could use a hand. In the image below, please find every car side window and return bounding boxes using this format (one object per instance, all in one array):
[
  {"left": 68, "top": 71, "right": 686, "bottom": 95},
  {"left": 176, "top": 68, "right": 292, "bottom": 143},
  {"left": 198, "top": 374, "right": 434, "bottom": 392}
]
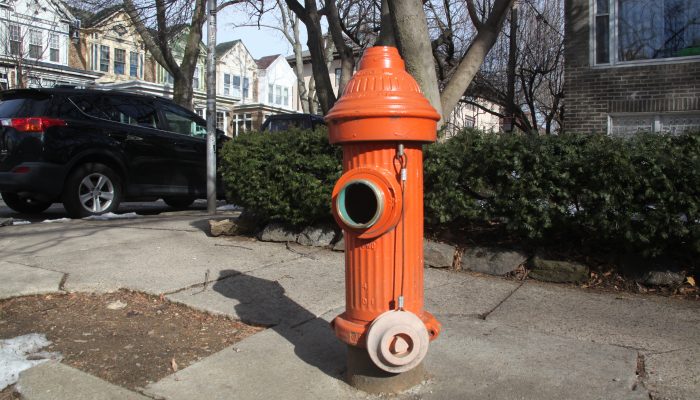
[
  {"left": 107, "top": 97, "right": 159, "bottom": 129},
  {"left": 160, "top": 103, "right": 207, "bottom": 138},
  {"left": 69, "top": 95, "right": 158, "bottom": 129}
]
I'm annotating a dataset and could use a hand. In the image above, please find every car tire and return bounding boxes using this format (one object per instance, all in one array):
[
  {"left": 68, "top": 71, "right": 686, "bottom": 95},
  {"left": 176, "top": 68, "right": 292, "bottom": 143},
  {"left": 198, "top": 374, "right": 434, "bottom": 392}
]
[
  {"left": 62, "top": 163, "right": 122, "bottom": 218},
  {"left": 1, "top": 192, "right": 52, "bottom": 214},
  {"left": 163, "top": 197, "right": 196, "bottom": 209}
]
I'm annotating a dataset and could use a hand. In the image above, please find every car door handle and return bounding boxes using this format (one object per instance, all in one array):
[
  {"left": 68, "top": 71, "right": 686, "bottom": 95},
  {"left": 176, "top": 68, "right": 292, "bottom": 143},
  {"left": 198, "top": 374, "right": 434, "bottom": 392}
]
[{"left": 126, "top": 135, "right": 143, "bottom": 141}]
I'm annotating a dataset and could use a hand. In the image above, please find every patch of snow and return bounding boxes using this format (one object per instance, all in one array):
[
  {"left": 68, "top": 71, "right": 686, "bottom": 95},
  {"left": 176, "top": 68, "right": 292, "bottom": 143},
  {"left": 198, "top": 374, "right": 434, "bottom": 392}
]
[
  {"left": 0, "top": 333, "right": 61, "bottom": 390},
  {"left": 41, "top": 218, "right": 71, "bottom": 224},
  {"left": 12, "top": 220, "right": 30, "bottom": 225},
  {"left": 216, "top": 204, "right": 241, "bottom": 211},
  {"left": 83, "top": 212, "right": 139, "bottom": 221}
]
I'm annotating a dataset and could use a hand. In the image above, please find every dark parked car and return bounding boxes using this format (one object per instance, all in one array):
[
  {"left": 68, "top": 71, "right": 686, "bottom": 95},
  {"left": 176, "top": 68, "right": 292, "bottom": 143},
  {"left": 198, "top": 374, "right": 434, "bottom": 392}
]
[
  {"left": 261, "top": 113, "right": 325, "bottom": 132},
  {"left": 0, "top": 88, "right": 228, "bottom": 218}
]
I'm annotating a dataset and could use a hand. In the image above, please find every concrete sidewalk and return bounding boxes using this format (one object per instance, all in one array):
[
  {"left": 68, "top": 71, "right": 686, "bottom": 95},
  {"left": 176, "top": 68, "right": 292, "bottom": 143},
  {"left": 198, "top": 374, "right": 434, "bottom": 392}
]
[{"left": 1, "top": 213, "right": 698, "bottom": 399}]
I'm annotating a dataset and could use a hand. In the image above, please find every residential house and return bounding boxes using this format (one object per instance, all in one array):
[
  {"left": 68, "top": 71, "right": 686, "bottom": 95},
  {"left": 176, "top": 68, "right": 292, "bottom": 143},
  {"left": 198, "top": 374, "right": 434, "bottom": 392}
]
[
  {"left": 0, "top": 0, "right": 99, "bottom": 89},
  {"left": 247, "top": 54, "right": 298, "bottom": 129},
  {"left": 77, "top": 6, "right": 146, "bottom": 84},
  {"left": 565, "top": 0, "right": 700, "bottom": 135},
  {"left": 214, "top": 40, "right": 257, "bottom": 135},
  {"left": 287, "top": 49, "right": 348, "bottom": 113}
]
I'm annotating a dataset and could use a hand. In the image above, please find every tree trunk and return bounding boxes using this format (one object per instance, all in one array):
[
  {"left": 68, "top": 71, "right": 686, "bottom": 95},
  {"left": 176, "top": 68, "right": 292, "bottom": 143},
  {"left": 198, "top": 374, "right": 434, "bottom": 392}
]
[
  {"left": 388, "top": 0, "right": 443, "bottom": 121},
  {"left": 505, "top": 4, "right": 517, "bottom": 133},
  {"left": 325, "top": 0, "right": 355, "bottom": 96},
  {"left": 375, "top": 0, "right": 396, "bottom": 47},
  {"left": 292, "top": 18, "right": 309, "bottom": 113}
]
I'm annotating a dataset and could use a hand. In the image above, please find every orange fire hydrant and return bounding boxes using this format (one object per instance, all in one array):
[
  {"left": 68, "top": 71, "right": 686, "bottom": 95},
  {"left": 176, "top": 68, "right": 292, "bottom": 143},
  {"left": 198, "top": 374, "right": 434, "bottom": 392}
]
[{"left": 326, "top": 46, "right": 441, "bottom": 381}]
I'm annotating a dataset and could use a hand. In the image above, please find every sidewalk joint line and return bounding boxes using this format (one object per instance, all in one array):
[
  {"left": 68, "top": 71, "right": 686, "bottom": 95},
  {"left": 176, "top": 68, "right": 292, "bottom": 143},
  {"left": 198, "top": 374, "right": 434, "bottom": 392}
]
[{"left": 478, "top": 281, "right": 525, "bottom": 320}]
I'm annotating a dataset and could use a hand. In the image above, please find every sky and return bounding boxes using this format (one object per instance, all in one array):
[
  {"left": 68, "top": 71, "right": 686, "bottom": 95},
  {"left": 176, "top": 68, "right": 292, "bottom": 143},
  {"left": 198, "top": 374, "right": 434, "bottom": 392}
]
[{"left": 213, "top": 5, "right": 308, "bottom": 60}]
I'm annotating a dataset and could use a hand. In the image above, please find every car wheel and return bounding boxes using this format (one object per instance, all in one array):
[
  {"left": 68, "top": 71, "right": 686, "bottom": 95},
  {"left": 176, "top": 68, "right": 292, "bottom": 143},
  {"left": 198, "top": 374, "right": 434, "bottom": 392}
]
[
  {"left": 163, "top": 197, "right": 196, "bottom": 209},
  {"left": 1, "top": 192, "right": 52, "bottom": 214},
  {"left": 63, "top": 163, "right": 122, "bottom": 218}
]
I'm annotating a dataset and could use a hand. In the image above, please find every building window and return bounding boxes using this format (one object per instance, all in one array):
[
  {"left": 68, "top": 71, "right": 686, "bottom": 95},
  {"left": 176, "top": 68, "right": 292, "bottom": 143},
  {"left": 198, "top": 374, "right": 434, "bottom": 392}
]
[
  {"left": 9, "top": 25, "right": 20, "bottom": 56},
  {"left": 595, "top": 0, "right": 610, "bottom": 63},
  {"left": 283, "top": 87, "right": 289, "bottom": 106},
  {"left": 165, "top": 72, "right": 174, "bottom": 84},
  {"left": 100, "top": 45, "right": 110, "bottom": 72},
  {"left": 234, "top": 113, "right": 252, "bottom": 136},
  {"left": 49, "top": 34, "right": 59, "bottom": 62},
  {"left": 335, "top": 68, "right": 341, "bottom": 88},
  {"left": 268, "top": 84, "right": 274, "bottom": 103},
  {"left": 91, "top": 44, "right": 98, "bottom": 70},
  {"left": 28, "top": 29, "right": 42, "bottom": 59},
  {"left": 610, "top": 113, "right": 700, "bottom": 136},
  {"left": 276, "top": 86, "right": 282, "bottom": 104},
  {"left": 130, "top": 52, "right": 139, "bottom": 77},
  {"left": 233, "top": 75, "right": 241, "bottom": 97},
  {"left": 193, "top": 67, "right": 200, "bottom": 89},
  {"left": 28, "top": 76, "right": 41, "bottom": 88},
  {"left": 114, "top": 49, "right": 126, "bottom": 75},
  {"left": 594, "top": 0, "right": 700, "bottom": 65},
  {"left": 223, "top": 74, "right": 230, "bottom": 95},
  {"left": 216, "top": 111, "right": 225, "bottom": 131},
  {"left": 243, "top": 77, "right": 249, "bottom": 98}
]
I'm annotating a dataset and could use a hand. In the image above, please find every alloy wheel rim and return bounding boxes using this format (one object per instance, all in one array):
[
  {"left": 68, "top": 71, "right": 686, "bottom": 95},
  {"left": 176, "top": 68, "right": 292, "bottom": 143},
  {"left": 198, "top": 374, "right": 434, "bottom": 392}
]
[{"left": 78, "top": 173, "right": 115, "bottom": 213}]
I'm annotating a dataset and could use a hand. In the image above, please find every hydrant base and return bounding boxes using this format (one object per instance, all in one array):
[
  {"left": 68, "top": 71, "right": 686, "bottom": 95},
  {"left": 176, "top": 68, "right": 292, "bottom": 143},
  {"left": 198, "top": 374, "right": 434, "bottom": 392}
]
[{"left": 346, "top": 345, "right": 428, "bottom": 394}]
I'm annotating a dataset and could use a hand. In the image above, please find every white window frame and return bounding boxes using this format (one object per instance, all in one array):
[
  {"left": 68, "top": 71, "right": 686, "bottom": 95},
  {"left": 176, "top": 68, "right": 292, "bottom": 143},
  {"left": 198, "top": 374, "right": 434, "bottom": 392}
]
[
  {"left": 232, "top": 75, "right": 241, "bottom": 98},
  {"left": 223, "top": 73, "right": 231, "bottom": 96},
  {"left": 100, "top": 45, "right": 110, "bottom": 72},
  {"left": 9, "top": 24, "right": 21, "bottom": 56},
  {"left": 608, "top": 112, "right": 700, "bottom": 136},
  {"left": 28, "top": 29, "right": 42, "bottom": 60},
  {"left": 193, "top": 66, "right": 200, "bottom": 90},
  {"left": 114, "top": 48, "right": 126, "bottom": 75},
  {"left": 590, "top": 0, "right": 700, "bottom": 68},
  {"left": 129, "top": 51, "right": 139, "bottom": 77},
  {"left": 49, "top": 33, "right": 59, "bottom": 62}
]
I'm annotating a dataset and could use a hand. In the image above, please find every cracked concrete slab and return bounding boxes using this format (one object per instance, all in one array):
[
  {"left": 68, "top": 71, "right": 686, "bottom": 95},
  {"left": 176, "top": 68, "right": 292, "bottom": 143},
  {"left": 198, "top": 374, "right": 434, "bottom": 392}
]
[
  {"left": 0, "top": 261, "right": 64, "bottom": 299},
  {"left": 17, "top": 362, "right": 149, "bottom": 400},
  {"left": 1, "top": 225, "right": 298, "bottom": 294},
  {"left": 420, "top": 316, "right": 650, "bottom": 400},
  {"left": 166, "top": 252, "right": 346, "bottom": 327},
  {"left": 144, "top": 320, "right": 361, "bottom": 400},
  {"left": 643, "top": 345, "right": 700, "bottom": 400},
  {"left": 424, "top": 270, "right": 521, "bottom": 319},
  {"left": 487, "top": 281, "right": 700, "bottom": 352}
]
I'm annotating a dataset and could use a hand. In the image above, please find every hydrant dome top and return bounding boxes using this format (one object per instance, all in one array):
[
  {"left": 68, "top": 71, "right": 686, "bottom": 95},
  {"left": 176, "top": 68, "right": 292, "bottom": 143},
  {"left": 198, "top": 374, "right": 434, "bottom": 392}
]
[{"left": 325, "top": 46, "right": 440, "bottom": 144}]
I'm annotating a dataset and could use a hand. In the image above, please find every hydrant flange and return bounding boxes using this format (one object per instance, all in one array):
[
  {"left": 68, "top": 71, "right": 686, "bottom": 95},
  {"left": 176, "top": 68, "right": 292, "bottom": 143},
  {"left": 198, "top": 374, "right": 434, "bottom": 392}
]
[{"left": 332, "top": 167, "right": 402, "bottom": 239}]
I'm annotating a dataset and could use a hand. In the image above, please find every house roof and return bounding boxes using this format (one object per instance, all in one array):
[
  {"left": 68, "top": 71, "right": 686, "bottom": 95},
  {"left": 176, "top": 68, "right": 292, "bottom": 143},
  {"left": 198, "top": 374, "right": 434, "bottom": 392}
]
[
  {"left": 79, "top": 5, "right": 122, "bottom": 28},
  {"left": 215, "top": 40, "right": 242, "bottom": 57},
  {"left": 256, "top": 54, "right": 279, "bottom": 69}
]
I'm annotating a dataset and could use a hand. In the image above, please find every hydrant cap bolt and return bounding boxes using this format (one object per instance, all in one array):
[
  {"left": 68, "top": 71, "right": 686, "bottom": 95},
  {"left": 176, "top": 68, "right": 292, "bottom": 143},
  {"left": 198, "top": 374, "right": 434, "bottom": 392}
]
[{"left": 325, "top": 46, "right": 440, "bottom": 144}]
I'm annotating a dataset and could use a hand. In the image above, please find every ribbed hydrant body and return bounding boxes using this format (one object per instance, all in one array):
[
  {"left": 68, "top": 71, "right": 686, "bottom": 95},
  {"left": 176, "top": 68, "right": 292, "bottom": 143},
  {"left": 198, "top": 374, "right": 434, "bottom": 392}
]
[{"left": 326, "top": 47, "right": 441, "bottom": 378}]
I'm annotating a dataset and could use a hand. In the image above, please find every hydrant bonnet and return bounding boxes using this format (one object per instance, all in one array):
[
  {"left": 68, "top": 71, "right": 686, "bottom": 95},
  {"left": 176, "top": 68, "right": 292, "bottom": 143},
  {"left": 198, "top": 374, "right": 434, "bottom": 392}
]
[{"left": 325, "top": 46, "right": 440, "bottom": 144}]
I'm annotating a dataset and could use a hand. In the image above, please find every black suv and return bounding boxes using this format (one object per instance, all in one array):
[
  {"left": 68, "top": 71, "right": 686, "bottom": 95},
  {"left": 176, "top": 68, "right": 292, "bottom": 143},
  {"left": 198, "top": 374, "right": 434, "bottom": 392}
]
[{"left": 0, "top": 88, "right": 227, "bottom": 218}]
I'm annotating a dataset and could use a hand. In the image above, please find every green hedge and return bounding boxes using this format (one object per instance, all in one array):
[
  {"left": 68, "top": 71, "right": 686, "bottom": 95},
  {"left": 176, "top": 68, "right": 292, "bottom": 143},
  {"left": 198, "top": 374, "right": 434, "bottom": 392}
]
[
  {"left": 220, "top": 127, "right": 342, "bottom": 227},
  {"left": 424, "top": 130, "right": 700, "bottom": 256},
  {"left": 220, "top": 127, "right": 699, "bottom": 257}
]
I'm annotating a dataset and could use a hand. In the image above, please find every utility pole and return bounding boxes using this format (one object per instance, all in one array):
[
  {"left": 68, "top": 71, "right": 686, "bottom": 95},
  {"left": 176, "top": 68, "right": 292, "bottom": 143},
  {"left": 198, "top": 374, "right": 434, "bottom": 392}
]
[{"left": 206, "top": 0, "right": 217, "bottom": 214}]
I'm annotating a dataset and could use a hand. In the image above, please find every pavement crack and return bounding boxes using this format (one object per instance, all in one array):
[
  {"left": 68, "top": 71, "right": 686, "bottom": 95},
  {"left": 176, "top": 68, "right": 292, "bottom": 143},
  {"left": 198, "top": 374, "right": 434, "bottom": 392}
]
[
  {"left": 478, "top": 281, "right": 525, "bottom": 320},
  {"left": 6, "top": 260, "right": 67, "bottom": 275},
  {"left": 58, "top": 273, "right": 69, "bottom": 291}
]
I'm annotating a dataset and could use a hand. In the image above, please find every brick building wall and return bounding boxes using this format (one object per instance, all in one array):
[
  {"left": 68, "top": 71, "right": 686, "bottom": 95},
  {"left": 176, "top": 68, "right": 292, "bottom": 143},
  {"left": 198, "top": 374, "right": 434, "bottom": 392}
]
[{"left": 564, "top": 0, "right": 700, "bottom": 134}]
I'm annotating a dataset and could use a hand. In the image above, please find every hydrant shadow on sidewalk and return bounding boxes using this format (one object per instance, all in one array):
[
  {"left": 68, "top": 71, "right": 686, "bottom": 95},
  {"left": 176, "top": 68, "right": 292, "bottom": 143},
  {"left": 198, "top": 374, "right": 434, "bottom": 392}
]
[{"left": 212, "top": 269, "right": 347, "bottom": 380}]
